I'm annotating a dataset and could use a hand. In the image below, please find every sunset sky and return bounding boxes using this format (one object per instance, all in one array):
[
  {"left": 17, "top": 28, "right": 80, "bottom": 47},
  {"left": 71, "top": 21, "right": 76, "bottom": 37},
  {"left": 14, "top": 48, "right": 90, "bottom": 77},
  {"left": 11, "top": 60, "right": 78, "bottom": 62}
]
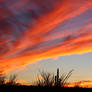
[{"left": 0, "top": 0, "right": 92, "bottom": 85}]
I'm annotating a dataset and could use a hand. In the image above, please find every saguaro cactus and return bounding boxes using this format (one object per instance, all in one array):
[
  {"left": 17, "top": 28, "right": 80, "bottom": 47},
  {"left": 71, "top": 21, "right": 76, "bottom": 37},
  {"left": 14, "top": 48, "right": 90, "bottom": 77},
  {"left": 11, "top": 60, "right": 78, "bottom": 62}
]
[
  {"left": 55, "top": 68, "right": 61, "bottom": 86},
  {"left": 55, "top": 68, "right": 73, "bottom": 87}
]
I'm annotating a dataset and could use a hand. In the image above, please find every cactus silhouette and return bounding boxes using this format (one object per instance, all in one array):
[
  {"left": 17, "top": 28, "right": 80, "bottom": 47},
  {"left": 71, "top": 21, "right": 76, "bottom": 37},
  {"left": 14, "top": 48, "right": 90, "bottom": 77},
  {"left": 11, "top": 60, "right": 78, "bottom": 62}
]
[
  {"left": 55, "top": 68, "right": 61, "bottom": 86},
  {"left": 54, "top": 68, "right": 73, "bottom": 87},
  {"left": 36, "top": 68, "right": 73, "bottom": 87}
]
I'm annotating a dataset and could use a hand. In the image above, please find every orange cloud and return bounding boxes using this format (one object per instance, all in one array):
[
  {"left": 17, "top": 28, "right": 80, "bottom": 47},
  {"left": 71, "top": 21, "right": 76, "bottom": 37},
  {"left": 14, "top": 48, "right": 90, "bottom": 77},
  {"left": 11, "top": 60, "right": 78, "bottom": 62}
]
[
  {"left": 66, "top": 81, "right": 92, "bottom": 88},
  {"left": 0, "top": 0, "right": 92, "bottom": 73},
  {"left": 16, "top": 80, "right": 29, "bottom": 85}
]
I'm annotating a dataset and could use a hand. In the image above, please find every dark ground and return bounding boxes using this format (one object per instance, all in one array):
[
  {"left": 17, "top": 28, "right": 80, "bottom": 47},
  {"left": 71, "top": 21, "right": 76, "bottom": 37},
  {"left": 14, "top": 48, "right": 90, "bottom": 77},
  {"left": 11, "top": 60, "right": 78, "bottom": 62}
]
[{"left": 0, "top": 85, "right": 92, "bottom": 91}]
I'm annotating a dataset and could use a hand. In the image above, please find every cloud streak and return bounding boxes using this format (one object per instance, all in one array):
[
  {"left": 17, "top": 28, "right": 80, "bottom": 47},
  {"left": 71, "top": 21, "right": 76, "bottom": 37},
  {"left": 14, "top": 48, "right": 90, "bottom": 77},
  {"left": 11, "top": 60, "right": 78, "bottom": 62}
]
[{"left": 0, "top": 0, "right": 92, "bottom": 73}]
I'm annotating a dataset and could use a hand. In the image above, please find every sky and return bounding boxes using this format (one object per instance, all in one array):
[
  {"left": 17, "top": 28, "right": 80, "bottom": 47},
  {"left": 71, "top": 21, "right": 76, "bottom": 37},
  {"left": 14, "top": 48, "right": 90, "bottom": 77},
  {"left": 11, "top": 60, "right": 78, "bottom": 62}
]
[{"left": 0, "top": 0, "right": 92, "bottom": 84}]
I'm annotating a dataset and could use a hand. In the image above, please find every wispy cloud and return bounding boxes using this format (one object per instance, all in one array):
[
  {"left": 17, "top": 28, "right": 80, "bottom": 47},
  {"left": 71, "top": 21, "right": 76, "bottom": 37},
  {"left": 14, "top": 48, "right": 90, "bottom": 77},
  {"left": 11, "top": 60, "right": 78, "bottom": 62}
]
[{"left": 0, "top": 0, "right": 92, "bottom": 73}]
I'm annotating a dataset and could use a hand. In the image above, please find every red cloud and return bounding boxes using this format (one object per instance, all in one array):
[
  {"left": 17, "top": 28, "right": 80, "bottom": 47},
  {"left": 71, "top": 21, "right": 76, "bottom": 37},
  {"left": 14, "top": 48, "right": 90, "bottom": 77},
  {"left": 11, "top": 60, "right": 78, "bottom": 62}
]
[{"left": 0, "top": 0, "right": 92, "bottom": 74}]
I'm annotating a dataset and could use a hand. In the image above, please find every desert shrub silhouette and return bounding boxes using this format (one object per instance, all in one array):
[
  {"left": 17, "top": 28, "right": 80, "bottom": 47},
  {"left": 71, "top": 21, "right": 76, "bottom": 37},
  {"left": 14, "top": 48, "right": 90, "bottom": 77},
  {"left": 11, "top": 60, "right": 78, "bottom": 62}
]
[
  {"left": 0, "top": 73, "right": 21, "bottom": 87},
  {"left": 36, "top": 71, "right": 54, "bottom": 87},
  {"left": 0, "top": 68, "right": 74, "bottom": 88},
  {"left": 0, "top": 74, "right": 6, "bottom": 85},
  {"left": 36, "top": 68, "right": 73, "bottom": 87},
  {"left": 6, "top": 74, "right": 18, "bottom": 86}
]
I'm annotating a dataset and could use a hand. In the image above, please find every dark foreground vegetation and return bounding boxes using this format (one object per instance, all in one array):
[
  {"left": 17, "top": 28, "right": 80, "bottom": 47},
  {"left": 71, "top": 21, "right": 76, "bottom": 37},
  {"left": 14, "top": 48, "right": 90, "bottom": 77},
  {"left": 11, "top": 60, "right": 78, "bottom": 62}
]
[{"left": 0, "top": 68, "right": 92, "bottom": 90}]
